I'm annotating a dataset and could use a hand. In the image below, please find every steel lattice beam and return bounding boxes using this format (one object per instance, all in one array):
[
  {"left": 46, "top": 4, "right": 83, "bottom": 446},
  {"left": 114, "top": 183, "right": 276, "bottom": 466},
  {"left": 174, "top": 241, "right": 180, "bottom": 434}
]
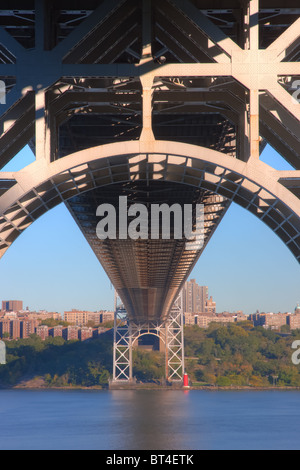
[{"left": 0, "top": 1, "right": 299, "bottom": 345}]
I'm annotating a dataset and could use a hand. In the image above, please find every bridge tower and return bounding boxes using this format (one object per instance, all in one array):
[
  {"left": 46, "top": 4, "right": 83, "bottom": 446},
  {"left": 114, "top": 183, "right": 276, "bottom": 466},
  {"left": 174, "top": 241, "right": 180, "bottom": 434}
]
[
  {"left": 0, "top": 1, "right": 299, "bottom": 385},
  {"left": 112, "top": 290, "right": 184, "bottom": 384}
]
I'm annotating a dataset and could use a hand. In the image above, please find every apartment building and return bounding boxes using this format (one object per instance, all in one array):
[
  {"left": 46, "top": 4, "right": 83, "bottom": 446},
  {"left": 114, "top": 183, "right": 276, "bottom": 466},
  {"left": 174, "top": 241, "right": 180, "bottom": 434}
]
[
  {"left": 21, "top": 319, "right": 40, "bottom": 338},
  {"left": 183, "top": 279, "right": 208, "bottom": 313},
  {"left": 182, "top": 280, "right": 217, "bottom": 315},
  {"left": 251, "top": 313, "right": 289, "bottom": 330},
  {"left": 49, "top": 325, "right": 64, "bottom": 337},
  {"left": 205, "top": 296, "right": 216, "bottom": 314},
  {"left": 64, "top": 310, "right": 104, "bottom": 325},
  {"left": 198, "top": 315, "right": 236, "bottom": 328},
  {"left": 100, "top": 311, "right": 114, "bottom": 323},
  {"left": 36, "top": 325, "right": 49, "bottom": 340},
  {"left": 79, "top": 327, "right": 93, "bottom": 341},
  {"left": 1, "top": 300, "right": 23, "bottom": 312},
  {"left": 287, "top": 314, "right": 300, "bottom": 330},
  {"left": 64, "top": 326, "right": 80, "bottom": 341},
  {"left": 0, "top": 318, "right": 40, "bottom": 339}
]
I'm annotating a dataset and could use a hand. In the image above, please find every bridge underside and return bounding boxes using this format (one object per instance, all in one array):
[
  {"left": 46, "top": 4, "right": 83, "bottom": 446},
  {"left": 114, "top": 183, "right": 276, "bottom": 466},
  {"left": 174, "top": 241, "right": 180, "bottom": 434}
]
[
  {"left": 67, "top": 180, "right": 228, "bottom": 323},
  {"left": 0, "top": 1, "right": 300, "bottom": 381}
]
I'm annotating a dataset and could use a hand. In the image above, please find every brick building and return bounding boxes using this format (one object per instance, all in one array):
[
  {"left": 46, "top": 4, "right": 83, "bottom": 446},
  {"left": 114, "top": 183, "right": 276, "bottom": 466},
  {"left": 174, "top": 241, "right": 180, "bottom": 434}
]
[
  {"left": 36, "top": 325, "right": 49, "bottom": 340},
  {"left": 1, "top": 300, "right": 23, "bottom": 312},
  {"left": 79, "top": 327, "right": 93, "bottom": 341},
  {"left": 64, "top": 310, "right": 105, "bottom": 325},
  {"left": 64, "top": 326, "right": 80, "bottom": 341},
  {"left": 100, "top": 311, "right": 114, "bottom": 323},
  {"left": 0, "top": 319, "right": 11, "bottom": 338},
  {"left": 49, "top": 325, "right": 64, "bottom": 337},
  {"left": 287, "top": 314, "right": 300, "bottom": 330},
  {"left": 205, "top": 296, "right": 216, "bottom": 314},
  {"left": 21, "top": 319, "right": 40, "bottom": 338},
  {"left": 251, "top": 313, "right": 289, "bottom": 330}
]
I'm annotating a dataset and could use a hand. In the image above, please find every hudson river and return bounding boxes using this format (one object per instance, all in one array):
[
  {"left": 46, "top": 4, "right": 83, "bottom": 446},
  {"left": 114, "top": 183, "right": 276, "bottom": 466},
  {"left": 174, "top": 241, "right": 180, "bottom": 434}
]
[{"left": 0, "top": 389, "right": 300, "bottom": 450}]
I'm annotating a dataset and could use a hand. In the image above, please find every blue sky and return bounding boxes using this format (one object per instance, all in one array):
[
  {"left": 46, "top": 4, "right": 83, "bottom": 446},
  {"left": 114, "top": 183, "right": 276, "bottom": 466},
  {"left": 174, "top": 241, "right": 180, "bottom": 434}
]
[{"left": 0, "top": 144, "right": 299, "bottom": 315}]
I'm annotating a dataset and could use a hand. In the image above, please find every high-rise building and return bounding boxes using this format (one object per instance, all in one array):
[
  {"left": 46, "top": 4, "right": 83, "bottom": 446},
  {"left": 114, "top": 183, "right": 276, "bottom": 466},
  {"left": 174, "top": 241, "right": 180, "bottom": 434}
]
[
  {"left": 182, "top": 279, "right": 209, "bottom": 313},
  {"left": 11, "top": 320, "right": 21, "bottom": 339},
  {"left": 21, "top": 319, "right": 40, "bottom": 338},
  {"left": 0, "top": 319, "right": 11, "bottom": 338},
  {"left": 0, "top": 319, "right": 21, "bottom": 339},
  {"left": 1, "top": 300, "right": 23, "bottom": 312}
]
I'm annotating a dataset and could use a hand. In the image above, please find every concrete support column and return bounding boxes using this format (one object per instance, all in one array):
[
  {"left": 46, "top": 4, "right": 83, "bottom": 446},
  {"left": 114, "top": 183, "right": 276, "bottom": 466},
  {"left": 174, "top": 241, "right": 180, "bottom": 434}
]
[
  {"left": 245, "top": 0, "right": 260, "bottom": 159},
  {"left": 140, "top": 0, "right": 154, "bottom": 143},
  {"left": 140, "top": 76, "right": 154, "bottom": 143},
  {"left": 250, "top": 89, "right": 260, "bottom": 159},
  {"left": 35, "top": 88, "right": 51, "bottom": 162}
]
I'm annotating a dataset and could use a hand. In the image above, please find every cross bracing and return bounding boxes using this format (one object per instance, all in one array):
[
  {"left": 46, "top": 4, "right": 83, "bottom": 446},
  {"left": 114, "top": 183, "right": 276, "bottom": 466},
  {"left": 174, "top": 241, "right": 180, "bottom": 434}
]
[{"left": 0, "top": 0, "right": 299, "bottom": 333}]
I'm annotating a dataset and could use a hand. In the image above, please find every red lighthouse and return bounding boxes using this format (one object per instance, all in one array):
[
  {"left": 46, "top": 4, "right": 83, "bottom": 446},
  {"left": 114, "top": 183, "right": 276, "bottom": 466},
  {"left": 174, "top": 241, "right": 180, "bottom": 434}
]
[{"left": 183, "top": 373, "right": 190, "bottom": 388}]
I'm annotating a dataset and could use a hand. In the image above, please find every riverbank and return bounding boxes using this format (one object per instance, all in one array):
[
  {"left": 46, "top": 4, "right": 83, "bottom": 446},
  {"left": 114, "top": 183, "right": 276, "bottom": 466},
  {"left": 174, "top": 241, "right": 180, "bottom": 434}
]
[
  {"left": 2, "top": 325, "right": 300, "bottom": 390},
  {"left": 5, "top": 376, "right": 300, "bottom": 391}
]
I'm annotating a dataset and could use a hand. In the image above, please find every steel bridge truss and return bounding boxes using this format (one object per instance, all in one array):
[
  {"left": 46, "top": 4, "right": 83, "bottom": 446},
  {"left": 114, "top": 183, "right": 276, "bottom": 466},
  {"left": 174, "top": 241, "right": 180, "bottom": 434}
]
[
  {"left": 0, "top": 0, "right": 299, "bottom": 384},
  {"left": 0, "top": 0, "right": 299, "bottom": 264},
  {"left": 112, "top": 292, "right": 184, "bottom": 383}
]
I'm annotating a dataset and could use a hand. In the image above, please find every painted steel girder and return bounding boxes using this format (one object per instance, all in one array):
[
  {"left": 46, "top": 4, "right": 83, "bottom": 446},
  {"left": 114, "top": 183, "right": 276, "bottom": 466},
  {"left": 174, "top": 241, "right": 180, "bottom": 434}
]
[
  {"left": 0, "top": 1, "right": 299, "bottom": 323},
  {"left": 0, "top": 141, "right": 299, "bottom": 264},
  {"left": 66, "top": 181, "right": 228, "bottom": 323}
]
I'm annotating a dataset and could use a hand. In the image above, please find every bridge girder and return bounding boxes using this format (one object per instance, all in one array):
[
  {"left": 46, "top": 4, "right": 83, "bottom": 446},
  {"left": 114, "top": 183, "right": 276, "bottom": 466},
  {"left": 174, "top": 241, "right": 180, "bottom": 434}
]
[
  {"left": 0, "top": 140, "right": 299, "bottom": 257},
  {"left": 0, "top": 0, "right": 299, "bottom": 325}
]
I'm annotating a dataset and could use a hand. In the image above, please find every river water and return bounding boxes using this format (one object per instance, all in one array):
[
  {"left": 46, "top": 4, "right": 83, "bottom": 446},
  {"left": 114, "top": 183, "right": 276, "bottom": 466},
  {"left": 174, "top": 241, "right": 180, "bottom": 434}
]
[{"left": 0, "top": 389, "right": 299, "bottom": 450}]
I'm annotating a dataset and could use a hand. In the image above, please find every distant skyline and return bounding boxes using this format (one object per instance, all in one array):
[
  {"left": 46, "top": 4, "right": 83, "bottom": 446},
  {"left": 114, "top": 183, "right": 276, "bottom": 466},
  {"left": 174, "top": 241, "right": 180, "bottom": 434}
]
[{"left": 0, "top": 144, "right": 299, "bottom": 315}]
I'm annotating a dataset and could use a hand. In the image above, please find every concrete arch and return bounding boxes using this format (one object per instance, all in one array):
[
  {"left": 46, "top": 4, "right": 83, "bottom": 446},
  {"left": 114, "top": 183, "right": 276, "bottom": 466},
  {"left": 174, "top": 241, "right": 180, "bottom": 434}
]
[{"left": 0, "top": 140, "right": 299, "bottom": 262}]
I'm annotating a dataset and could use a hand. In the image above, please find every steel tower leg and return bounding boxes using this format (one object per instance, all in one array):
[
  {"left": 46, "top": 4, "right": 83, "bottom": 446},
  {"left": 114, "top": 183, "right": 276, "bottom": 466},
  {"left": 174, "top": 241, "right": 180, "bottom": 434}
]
[
  {"left": 112, "top": 307, "right": 133, "bottom": 382},
  {"left": 165, "top": 292, "right": 185, "bottom": 383}
]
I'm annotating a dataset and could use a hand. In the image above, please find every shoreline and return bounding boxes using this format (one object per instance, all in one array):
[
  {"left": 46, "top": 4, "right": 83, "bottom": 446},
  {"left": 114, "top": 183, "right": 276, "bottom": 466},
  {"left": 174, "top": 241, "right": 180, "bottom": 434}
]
[{"left": 3, "top": 383, "right": 300, "bottom": 392}]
